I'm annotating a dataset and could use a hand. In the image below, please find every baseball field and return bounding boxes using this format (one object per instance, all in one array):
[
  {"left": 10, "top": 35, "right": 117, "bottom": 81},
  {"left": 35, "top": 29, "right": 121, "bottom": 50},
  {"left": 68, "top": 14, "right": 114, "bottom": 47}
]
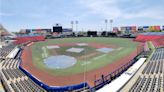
[{"left": 21, "top": 37, "right": 139, "bottom": 87}]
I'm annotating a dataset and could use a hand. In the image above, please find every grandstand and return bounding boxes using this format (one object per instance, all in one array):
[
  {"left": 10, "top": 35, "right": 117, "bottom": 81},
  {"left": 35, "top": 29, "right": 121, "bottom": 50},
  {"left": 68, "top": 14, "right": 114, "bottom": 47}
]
[
  {"left": 0, "top": 45, "right": 16, "bottom": 58},
  {"left": 152, "top": 39, "right": 164, "bottom": 48},
  {"left": 13, "top": 34, "right": 45, "bottom": 45},
  {"left": 135, "top": 32, "right": 164, "bottom": 49},
  {"left": 0, "top": 45, "right": 46, "bottom": 92},
  {"left": 128, "top": 48, "right": 164, "bottom": 92},
  {"left": 121, "top": 33, "right": 164, "bottom": 92}
]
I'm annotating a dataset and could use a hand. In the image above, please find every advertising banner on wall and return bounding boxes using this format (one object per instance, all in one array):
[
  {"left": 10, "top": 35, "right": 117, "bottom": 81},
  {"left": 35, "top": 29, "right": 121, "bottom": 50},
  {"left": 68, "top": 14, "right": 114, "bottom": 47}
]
[
  {"left": 131, "top": 26, "right": 136, "bottom": 30},
  {"left": 113, "top": 27, "right": 119, "bottom": 33},
  {"left": 148, "top": 26, "right": 161, "bottom": 31},
  {"left": 30, "top": 29, "right": 51, "bottom": 34},
  {"left": 126, "top": 26, "right": 131, "bottom": 30},
  {"left": 131, "top": 26, "right": 137, "bottom": 33},
  {"left": 149, "top": 26, "right": 155, "bottom": 30},
  {"left": 143, "top": 26, "right": 149, "bottom": 31},
  {"left": 154, "top": 26, "right": 160, "bottom": 30},
  {"left": 121, "top": 27, "right": 126, "bottom": 31},
  {"left": 63, "top": 28, "right": 72, "bottom": 32}
]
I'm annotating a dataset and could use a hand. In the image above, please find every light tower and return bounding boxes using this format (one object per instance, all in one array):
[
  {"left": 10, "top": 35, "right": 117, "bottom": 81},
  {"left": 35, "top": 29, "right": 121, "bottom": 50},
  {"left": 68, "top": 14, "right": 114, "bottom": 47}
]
[
  {"left": 110, "top": 19, "right": 113, "bottom": 32},
  {"left": 71, "top": 21, "right": 74, "bottom": 31},
  {"left": 105, "top": 19, "right": 108, "bottom": 31},
  {"left": 75, "top": 21, "right": 79, "bottom": 32}
]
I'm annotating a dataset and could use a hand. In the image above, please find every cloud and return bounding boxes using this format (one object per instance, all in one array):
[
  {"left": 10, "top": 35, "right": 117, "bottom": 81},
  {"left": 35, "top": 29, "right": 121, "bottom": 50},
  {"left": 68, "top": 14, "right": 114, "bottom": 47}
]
[
  {"left": 122, "top": 7, "right": 164, "bottom": 20},
  {"left": 78, "top": 0, "right": 164, "bottom": 20},
  {"left": 0, "top": 12, "right": 15, "bottom": 16},
  {"left": 0, "top": 12, "right": 46, "bottom": 19},
  {"left": 78, "top": 0, "right": 121, "bottom": 19},
  {"left": 24, "top": 13, "right": 45, "bottom": 18}
]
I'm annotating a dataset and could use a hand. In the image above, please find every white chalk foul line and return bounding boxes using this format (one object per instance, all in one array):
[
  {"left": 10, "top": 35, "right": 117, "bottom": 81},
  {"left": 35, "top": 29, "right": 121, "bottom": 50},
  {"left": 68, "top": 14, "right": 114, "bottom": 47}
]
[
  {"left": 93, "top": 54, "right": 107, "bottom": 60},
  {"left": 81, "top": 61, "right": 91, "bottom": 66}
]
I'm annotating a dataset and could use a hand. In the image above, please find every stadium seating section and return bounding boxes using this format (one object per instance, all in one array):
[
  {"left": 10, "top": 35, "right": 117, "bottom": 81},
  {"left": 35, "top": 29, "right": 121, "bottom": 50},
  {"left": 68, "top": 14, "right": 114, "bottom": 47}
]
[
  {"left": 152, "top": 39, "right": 164, "bottom": 48},
  {"left": 0, "top": 45, "right": 16, "bottom": 58},
  {"left": 0, "top": 45, "right": 46, "bottom": 92},
  {"left": 13, "top": 36, "right": 45, "bottom": 45},
  {"left": 135, "top": 35, "right": 164, "bottom": 42},
  {"left": 135, "top": 33, "right": 164, "bottom": 48},
  {"left": 129, "top": 48, "right": 164, "bottom": 92}
]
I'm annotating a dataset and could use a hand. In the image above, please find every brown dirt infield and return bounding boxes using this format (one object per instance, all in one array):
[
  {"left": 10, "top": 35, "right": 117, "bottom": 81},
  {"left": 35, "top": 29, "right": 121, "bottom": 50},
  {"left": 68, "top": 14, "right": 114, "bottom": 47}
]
[{"left": 21, "top": 42, "right": 138, "bottom": 87}]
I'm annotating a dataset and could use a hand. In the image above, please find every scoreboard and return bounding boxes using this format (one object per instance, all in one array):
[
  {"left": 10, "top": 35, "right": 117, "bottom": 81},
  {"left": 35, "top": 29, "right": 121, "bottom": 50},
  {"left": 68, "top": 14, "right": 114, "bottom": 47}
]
[
  {"left": 25, "top": 29, "right": 31, "bottom": 34},
  {"left": 53, "top": 26, "right": 62, "bottom": 33}
]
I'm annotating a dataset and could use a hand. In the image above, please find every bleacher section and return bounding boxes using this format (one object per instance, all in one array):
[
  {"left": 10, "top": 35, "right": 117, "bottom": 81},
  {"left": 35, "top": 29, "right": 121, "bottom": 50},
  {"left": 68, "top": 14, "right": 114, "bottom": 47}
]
[
  {"left": 14, "top": 36, "right": 45, "bottom": 45},
  {"left": 0, "top": 45, "right": 16, "bottom": 58},
  {"left": 135, "top": 32, "right": 164, "bottom": 50},
  {"left": 0, "top": 46, "right": 46, "bottom": 92},
  {"left": 135, "top": 35, "right": 164, "bottom": 42},
  {"left": 129, "top": 48, "right": 164, "bottom": 92},
  {"left": 152, "top": 39, "right": 164, "bottom": 48}
]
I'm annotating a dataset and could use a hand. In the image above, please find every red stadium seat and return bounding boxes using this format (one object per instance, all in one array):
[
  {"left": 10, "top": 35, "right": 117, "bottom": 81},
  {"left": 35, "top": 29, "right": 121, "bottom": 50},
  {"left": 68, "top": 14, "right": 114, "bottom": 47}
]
[
  {"left": 13, "top": 36, "right": 45, "bottom": 45},
  {"left": 135, "top": 34, "right": 164, "bottom": 48},
  {"left": 135, "top": 35, "right": 164, "bottom": 42}
]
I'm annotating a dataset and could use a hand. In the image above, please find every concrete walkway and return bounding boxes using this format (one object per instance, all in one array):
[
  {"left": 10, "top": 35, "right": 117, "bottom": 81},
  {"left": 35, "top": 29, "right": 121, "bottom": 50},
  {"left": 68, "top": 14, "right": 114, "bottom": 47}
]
[{"left": 120, "top": 61, "right": 148, "bottom": 92}]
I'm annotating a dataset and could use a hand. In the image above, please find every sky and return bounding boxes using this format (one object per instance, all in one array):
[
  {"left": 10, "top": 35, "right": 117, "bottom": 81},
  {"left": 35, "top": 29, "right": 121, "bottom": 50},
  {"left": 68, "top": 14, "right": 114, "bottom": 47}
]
[{"left": 0, "top": 0, "right": 164, "bottom": 32}]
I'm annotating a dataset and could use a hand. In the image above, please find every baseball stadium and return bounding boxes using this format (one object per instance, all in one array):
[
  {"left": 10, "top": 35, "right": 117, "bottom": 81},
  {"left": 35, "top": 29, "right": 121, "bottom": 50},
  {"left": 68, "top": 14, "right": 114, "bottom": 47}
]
[
  {"left": 0, "top": 0, "right": 164, "bottom": 92},
  {"left": 1, "top": 23, "right": 164, "bottom": 92}
]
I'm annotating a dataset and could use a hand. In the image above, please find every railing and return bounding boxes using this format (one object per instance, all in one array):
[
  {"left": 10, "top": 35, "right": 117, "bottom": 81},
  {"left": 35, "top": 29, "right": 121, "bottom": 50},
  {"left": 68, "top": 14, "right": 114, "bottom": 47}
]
[{"left": 92, "top": 52, "right": 143, "bottom": 91}]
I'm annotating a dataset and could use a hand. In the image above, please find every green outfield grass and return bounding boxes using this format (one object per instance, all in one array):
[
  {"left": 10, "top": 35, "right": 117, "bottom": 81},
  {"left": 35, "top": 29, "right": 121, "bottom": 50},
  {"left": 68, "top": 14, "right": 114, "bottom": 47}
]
[{"left": 31, "top": 37, "right": 139, "bottom": 76}]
